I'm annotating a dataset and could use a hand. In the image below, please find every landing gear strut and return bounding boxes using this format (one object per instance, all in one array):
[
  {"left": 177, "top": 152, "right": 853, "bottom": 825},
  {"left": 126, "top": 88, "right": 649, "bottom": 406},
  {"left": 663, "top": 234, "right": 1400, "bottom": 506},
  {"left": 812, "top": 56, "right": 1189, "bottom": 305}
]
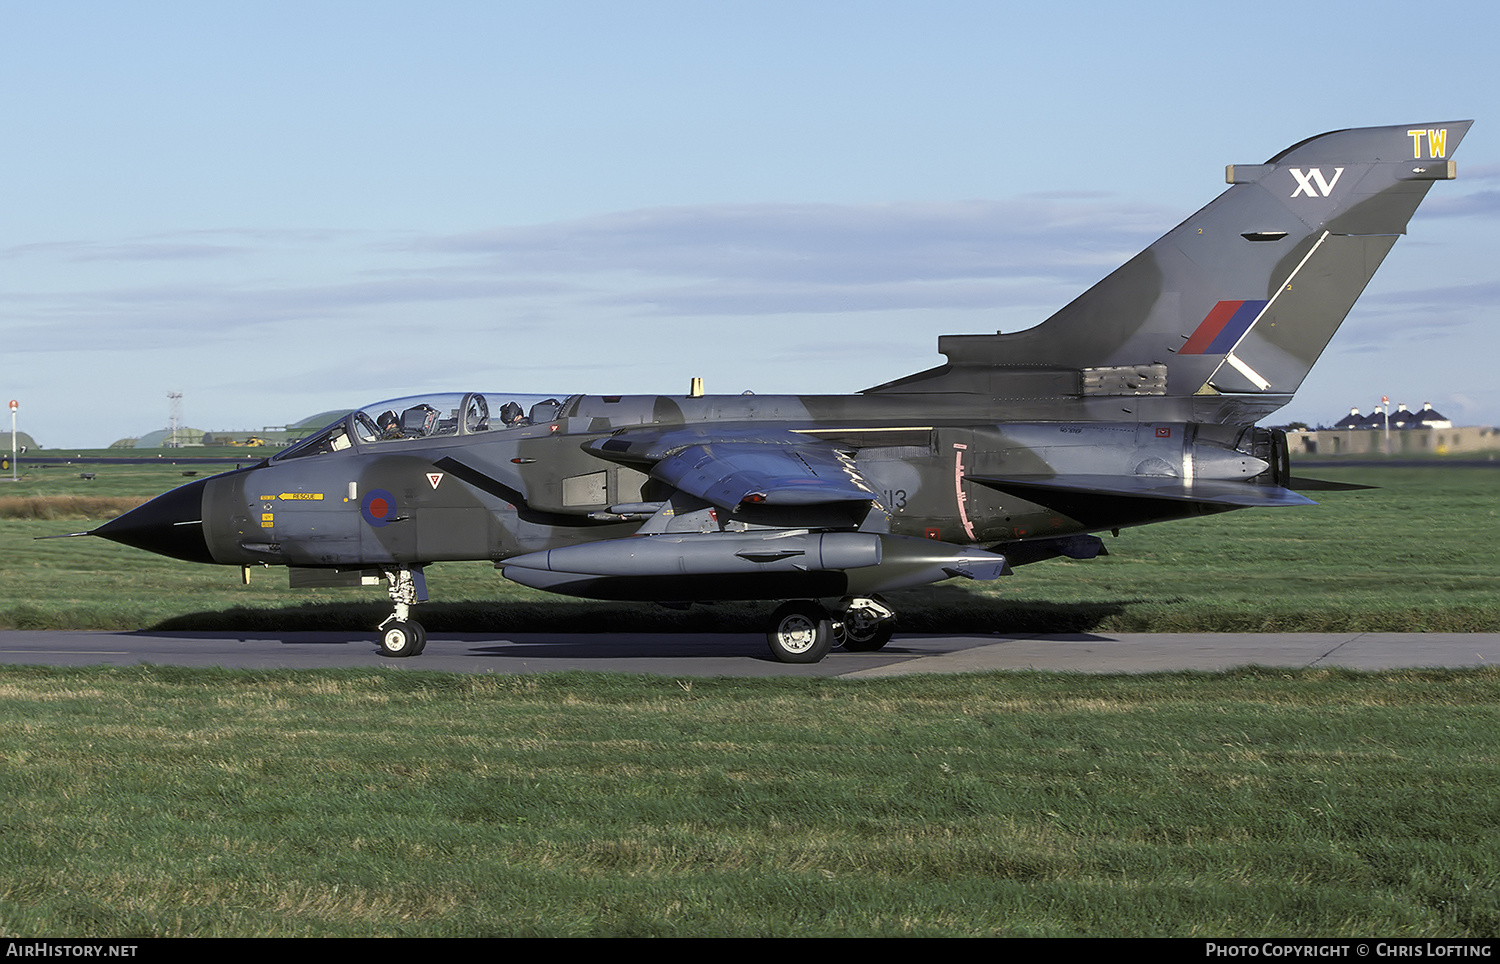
[
  {"left": 836, "top": 595, "right": 896, "bottom": 652},
  {"left": 377, "top": 565, "right": 428, "bottom": 657}
]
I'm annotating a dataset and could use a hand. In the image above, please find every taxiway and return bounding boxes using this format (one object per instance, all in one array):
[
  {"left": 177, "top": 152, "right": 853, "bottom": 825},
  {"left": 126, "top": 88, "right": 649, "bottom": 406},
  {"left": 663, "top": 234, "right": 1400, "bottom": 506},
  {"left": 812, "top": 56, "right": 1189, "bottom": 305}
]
[{"left": 0, "top": 630, "right": 1494, "bottom": 676}]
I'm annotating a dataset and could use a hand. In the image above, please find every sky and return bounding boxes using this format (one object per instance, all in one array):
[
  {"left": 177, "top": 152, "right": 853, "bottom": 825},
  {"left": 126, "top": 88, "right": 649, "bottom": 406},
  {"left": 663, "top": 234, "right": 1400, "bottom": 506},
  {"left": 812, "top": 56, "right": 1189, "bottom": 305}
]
[{"left": 3, "top": 0, "right": 1498, "bottom": 449}]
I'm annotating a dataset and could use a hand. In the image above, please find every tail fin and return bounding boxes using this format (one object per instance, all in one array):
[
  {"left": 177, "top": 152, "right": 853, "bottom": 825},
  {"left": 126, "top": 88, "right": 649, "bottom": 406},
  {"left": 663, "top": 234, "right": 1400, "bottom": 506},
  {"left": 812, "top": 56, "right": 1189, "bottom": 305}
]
[{"left": 868, "top": 121, "right": 1471, "bottom": 415}]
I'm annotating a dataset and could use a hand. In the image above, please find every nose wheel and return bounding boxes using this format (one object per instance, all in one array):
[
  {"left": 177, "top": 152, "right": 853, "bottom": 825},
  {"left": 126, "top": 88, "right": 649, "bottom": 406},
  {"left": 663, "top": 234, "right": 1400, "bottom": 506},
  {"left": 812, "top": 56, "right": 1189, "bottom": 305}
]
[
  {"left": 379, "top": 620, "right": 427, "bottom": 657},
  {"left": 377, "top": 566, "right": 429, "bottom": 657}
]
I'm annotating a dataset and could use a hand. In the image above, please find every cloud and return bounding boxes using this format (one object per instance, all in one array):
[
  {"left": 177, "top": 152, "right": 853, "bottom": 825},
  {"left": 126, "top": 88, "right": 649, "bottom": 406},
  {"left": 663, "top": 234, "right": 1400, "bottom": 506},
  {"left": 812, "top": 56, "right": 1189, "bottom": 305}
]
[
  {"left": 1419, "top": 189, "right": 1500, "bottom": 219},
  {"left": 4, "top": 197, "right": 1178, "bottom": 353},
  {"left": 68, "top": 242, "right": 248, "bottom": 262},
  {"left": 1366, "top": 279, "right": 1500, "bottom": 311},
  {"left": 389, "top": 196, "right": 1174, "bottom": 318},
  {"left": 417, "top": 198, "right": 1169, "bottom": 284}
]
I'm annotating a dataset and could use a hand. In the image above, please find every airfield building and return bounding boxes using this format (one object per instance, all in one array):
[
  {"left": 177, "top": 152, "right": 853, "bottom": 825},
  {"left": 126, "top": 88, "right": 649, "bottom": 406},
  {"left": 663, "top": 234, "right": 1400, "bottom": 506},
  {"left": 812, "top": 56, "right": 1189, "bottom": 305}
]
[{"left": 1292, "top": 401, "right": 1494, "bottom": 456}]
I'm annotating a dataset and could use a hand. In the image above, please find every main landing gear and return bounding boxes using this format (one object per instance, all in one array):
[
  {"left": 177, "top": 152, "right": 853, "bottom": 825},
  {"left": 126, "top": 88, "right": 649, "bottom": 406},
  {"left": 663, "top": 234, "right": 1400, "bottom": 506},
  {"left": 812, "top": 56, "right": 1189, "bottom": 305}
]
[
  {"left": 765, "top": 596, "right": 897, "bottom": 664},
  {"left": 371, "top": 567, "right": 894, "bottom": 664},
  {"left": 377, "top": 566, "right": 429, "bottom": 658}
]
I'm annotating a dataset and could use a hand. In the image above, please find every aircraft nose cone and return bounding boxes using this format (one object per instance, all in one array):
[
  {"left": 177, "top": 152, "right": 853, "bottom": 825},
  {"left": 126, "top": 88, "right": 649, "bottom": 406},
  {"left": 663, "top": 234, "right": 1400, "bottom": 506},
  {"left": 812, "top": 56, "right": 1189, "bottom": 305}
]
[{"left": 91, "top": 476, "right": 216, "bottom": 563}]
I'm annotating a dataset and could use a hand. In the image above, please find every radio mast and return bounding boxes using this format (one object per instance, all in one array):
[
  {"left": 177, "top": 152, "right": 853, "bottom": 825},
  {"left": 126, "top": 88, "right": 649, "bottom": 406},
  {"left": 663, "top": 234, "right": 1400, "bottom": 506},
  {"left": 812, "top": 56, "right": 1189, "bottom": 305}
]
[{"left": 167, "top": 392, "right": 183, "bottom": 448}]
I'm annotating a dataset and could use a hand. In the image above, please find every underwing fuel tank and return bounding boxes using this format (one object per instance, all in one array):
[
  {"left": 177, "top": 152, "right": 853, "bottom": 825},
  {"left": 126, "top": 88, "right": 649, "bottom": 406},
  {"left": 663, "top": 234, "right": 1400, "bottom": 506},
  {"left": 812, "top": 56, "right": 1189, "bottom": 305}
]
[{"left": 501, "top": 531, "right": 1010, "bottom": 601}]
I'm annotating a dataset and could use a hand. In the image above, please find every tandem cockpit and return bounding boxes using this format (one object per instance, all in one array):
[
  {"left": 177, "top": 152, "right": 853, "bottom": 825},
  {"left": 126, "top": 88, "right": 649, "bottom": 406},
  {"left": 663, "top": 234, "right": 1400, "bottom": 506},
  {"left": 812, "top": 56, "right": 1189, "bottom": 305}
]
[{"left": 275, "top": 392, "right": 574, "bottom": 461}]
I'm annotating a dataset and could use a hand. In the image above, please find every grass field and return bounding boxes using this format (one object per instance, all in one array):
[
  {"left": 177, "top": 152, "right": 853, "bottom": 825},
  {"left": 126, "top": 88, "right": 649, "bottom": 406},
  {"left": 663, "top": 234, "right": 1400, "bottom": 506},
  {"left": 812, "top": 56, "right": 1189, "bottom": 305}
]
[
  {"left": 1, "top": 665, "right": 1496, "bottom": 937},
  {"left": 2, "top": 461, "right": 1496, "bottom": 633}
]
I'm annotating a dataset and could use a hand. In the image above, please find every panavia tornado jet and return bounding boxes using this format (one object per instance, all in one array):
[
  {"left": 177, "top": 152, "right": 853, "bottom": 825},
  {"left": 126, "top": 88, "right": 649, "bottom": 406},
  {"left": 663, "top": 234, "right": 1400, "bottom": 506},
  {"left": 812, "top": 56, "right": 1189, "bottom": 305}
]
[{"left": 87, "top": 121, "right": 1471, "bottom": 661}]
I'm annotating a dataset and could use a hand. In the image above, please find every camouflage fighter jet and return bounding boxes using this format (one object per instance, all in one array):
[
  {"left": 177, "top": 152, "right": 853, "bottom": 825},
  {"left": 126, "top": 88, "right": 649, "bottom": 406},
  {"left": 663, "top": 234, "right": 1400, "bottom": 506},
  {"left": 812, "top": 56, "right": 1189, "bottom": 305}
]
[{"left": 88, "top": 121, "right": 1472, "bottom": 661}]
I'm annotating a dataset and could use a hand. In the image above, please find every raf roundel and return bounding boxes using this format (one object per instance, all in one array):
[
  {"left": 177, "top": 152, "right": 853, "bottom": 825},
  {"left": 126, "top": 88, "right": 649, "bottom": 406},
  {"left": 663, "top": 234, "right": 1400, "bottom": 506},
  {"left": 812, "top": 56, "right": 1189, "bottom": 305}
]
[{"left": 361, "top": 489, "right": 397, "bottom": 528}]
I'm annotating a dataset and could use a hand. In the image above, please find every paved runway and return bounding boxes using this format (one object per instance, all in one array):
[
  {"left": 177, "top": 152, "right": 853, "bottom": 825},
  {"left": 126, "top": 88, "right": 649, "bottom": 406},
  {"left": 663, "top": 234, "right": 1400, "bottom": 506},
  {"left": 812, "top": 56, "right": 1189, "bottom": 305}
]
[{"left": 1, "top": 629, "right": 1494, "bottom": 676}]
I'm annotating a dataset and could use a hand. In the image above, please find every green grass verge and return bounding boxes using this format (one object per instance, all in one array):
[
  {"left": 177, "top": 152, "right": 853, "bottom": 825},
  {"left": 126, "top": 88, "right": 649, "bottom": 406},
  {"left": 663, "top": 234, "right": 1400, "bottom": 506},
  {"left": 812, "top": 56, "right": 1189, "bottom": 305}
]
[
  {"left": 0, "top": 665, "right": 1495, "bottom": 937},
  {"left": 3, "top": 463, "right": 1496, "bottom": 633}
]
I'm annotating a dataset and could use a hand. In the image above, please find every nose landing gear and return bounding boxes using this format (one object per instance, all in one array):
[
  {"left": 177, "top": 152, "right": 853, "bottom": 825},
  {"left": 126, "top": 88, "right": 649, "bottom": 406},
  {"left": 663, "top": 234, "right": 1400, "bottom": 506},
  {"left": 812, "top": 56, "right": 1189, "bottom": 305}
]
[{"left": 377, "top": 566, "right": 429, "bottom": 657}]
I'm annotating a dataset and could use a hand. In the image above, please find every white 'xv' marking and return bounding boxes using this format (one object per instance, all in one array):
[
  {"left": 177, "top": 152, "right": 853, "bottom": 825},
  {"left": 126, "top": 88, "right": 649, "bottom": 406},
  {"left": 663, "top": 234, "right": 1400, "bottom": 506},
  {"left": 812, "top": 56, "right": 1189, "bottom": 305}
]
[{"left": 1289, "top": 167, "right": 1343, "bottom": 198}]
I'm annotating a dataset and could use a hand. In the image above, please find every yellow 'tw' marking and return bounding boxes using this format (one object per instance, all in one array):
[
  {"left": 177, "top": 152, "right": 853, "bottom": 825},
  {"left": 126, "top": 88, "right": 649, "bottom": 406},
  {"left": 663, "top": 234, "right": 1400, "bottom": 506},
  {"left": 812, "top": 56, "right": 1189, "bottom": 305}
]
[{"left": 1407, "top": 128, "right": 1448, "bottom": 159}]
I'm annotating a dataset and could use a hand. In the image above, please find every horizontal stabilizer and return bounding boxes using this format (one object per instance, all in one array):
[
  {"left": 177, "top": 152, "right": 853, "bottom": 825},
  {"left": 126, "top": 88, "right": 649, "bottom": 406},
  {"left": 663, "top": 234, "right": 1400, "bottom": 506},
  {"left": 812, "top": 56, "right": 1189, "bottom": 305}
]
[
  {"left": 1288, "top": 476, "right": 1377, "bottom": 492},
  {"left": 971, "top": 475, "right": 1316, "bottom": 508}
]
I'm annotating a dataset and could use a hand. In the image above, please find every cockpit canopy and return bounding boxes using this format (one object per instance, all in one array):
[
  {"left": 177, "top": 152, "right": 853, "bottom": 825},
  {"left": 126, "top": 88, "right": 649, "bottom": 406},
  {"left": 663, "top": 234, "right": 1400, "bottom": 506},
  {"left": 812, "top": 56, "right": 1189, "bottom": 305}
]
[{"left": 275, "top": 392, "right": 569, "bottom": 461}]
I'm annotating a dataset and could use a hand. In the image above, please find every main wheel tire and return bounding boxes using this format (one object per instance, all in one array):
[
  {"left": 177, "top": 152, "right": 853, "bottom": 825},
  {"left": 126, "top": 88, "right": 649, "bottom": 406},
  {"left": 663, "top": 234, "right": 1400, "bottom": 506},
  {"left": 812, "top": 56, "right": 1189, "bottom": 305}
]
[
  {"left": 767, "top": 601, "right": 834, "bottom": 664},
  {"left": 379, "top": 621, "right": 422, "bottom": 658},
  {"left": 841, "top": 617, "right": 895, "bottom": 652}
]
